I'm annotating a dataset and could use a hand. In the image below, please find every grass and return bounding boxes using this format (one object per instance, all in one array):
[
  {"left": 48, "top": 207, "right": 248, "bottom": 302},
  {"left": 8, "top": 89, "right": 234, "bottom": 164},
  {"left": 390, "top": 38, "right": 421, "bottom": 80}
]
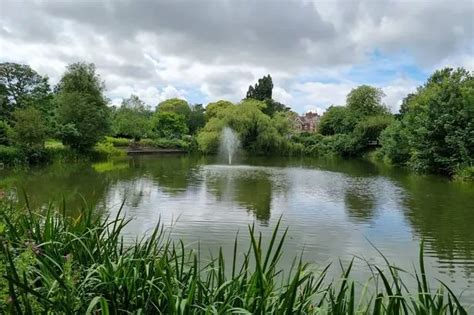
[{"left": 0, "top": 198, "right": 468, "bottom": 314}]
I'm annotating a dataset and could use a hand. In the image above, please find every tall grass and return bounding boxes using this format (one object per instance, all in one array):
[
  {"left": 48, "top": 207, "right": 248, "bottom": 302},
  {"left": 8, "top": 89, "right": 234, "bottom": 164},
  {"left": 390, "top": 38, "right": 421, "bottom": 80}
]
[{"left": 0, "top": 198, "right": 468, "bottom": 314}]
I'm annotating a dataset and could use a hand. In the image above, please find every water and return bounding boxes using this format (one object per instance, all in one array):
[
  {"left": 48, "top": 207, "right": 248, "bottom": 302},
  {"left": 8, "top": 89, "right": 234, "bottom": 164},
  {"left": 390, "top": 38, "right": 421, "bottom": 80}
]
[
  {"left": 1, "top": 155, "right": 473, "bottom": 303},
  {"left": 220, "top": 127, "right": 240, "bottom": 164}
]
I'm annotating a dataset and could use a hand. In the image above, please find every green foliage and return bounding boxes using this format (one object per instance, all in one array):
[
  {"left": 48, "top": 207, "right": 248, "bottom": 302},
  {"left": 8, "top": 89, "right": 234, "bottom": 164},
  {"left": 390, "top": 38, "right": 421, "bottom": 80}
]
[
  {"left": 0, "top": 200, "right": 468, "bottom": 314},
  {"left": 11, "top": 107, "right": 47, "bottom": 149},
  {"left": 0, "top": 120, "right": 11, "bottom": 145},
  {"left": 0, "top": 62, "right": 52, "bottom": 121},
  {"left": 56, "top": 63, "right": 110, "bottom": 151},
  {"left": 380, "top": 67, "right": 474, "bottom": 176},
  {"left": 188, "top": 104, "right": 206, "bottom": 134},
  {"left": 104, "top": 136, "right": 131, "bottom": 147},
  {"left": 151, "top": 111, "right": 188, "bottom": 139},
  {"left": 263, "top": 99, "right": 290, "bottom": 117},
  {"left": 55, "top": 62, "right": 105, "bottom": 97},
  {"left": 353, "top": 115, "right": 394, "bottom": 144},
  {"left": 346, "top": 85, "right": 387, "bottom": 117},
  {"left": 379, "top": 120, "right": 412, "bottom": 165},
  {"left": 93, "top": 141, "right": 126, "bottom": 159},
  {"left": 245, "top": 75, "right": 289, "bottom": 116},
  {"left": 318, "top": 106, "right": 357, "bottom": 135},
  {"left": 246, "top": 74, "right": 273, "bottom": 101},
  {"left": 139, "top": 138, "right": 189, "bottom": 149},
  {"left": 112, "top": 95, "right": 151, "bottom": 140},
  {"left": 0, "top": 145, "right": 22, "bottom": 166},
  {"left": 198, "top": 99, "right": 292, "bottom": 155},
  {"left": 205, "top": 100, "right": 233, "bottom": 121},
  {"left": 156, "top": 98, "right": 191, "bottom": 118},
  {"left": 453, "top": 166, "right": 474, "bottom": 182}
]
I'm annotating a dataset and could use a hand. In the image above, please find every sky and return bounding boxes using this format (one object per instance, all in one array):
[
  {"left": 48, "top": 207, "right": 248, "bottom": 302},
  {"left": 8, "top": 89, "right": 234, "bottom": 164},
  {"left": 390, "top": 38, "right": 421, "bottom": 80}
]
[{"left": 1, "top": 0, "right": 473, "bottom": 114}]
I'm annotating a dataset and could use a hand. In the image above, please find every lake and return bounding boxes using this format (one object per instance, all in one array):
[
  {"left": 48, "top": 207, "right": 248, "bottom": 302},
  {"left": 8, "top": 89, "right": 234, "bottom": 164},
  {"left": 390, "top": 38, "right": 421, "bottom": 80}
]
[{"left": 1, "top": 155, "right": 473, "bottom": 303}]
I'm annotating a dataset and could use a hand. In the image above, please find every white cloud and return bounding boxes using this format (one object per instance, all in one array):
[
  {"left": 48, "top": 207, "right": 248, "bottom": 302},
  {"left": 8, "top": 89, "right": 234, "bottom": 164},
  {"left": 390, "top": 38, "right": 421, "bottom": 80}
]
[
  {"left": 273, "top": 87, "right": 293, "bottom": 105},
  {"left": 293, "top": 81, "right": 354, "bottom": 110},
  {"left": 381, "top": 78, "right": 419, "bottom": 112}
]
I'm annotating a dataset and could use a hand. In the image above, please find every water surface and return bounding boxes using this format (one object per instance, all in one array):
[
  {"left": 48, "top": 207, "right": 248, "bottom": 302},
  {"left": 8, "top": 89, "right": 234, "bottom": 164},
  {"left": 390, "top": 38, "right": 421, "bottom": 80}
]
[{"left": 1, "top": 155, "right": 473, "bottom": 303}]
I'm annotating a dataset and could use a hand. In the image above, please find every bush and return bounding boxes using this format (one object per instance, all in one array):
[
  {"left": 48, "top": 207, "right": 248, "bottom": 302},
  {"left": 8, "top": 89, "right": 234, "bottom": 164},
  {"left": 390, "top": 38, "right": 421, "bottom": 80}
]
[
  {"left": 318, "top": 106, "right": 356, "bottom": 135},
  {"left": 11, "top": 108, "right": 47, "bottom": 149},
  {"left": 93, "top": 141, "right": 125, "bottom": 158},
  {"left": 0, "top": 145, "right": 22, "bottom": 166},
  {"left": 0, "top": 120, "right": 11, "bottom": 146},
  {"left": 353, "top": 115, "right": 393, "bottom": 145},
  {"left": 379, "top": 121, "right": 411, "bottom": 165},
  {"left": 104, "top": 136, "right": 131, "bottom": 147},
  {"left": 379, "top": 68, "right": 473, "bottom": 176},
  {"left": 151, "top": 111, "right": 188, "bottom": 139},
  {"left": 138, "top": 138, "right": 189, "bottom": 149},
  {"left": 453, "top": 166, "right": 474, "bottom": 182}
]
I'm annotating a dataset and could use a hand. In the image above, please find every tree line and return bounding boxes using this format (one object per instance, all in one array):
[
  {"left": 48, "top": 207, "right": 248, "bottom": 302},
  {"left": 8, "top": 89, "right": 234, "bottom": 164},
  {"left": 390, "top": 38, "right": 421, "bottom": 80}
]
[{"left": 0, "top": 61, "right": 472, "bottom": 179}]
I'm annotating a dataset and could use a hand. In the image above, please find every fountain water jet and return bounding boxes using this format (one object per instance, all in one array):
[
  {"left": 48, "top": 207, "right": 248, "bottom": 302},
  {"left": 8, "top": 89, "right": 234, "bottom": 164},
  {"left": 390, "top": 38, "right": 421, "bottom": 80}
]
[{"left": 220, "top": 127, "right": 240, "bottom": 165}]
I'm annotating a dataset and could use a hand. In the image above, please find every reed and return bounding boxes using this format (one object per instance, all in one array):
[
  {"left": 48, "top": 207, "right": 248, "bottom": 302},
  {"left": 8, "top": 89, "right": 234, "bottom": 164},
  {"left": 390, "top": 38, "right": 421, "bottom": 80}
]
[{"left": 0, "top": 198, "right": 468, "bottom": 314}]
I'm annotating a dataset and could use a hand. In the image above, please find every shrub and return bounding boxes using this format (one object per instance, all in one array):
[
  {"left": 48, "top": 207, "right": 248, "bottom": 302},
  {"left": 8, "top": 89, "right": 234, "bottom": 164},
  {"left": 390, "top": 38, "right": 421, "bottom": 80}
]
[
  {"left": 353, "top": 115, "right": 393, "bottom": 145},
  {"left": 0, "top": 145, "right": 22, "bottom": 166},
  {"left": 93, "top": 141, "right": 125, "bottom": 159},
  {"left": 11, "top": 108, "right": 47, "bottom": 149},
  {"left": 379, "top": 121, "right": 411, "bottom": 165},
  {"left": 151, "top": 111, "right": 188, "bottom": 139},
  {"left": 0, "top": 120, "right": 11, "bottom": 146},
  {"left": 453, "top": 166, "right": 474, "bottom": 182},
  {"left": 138, "top": 138, "right": 188, "bottom": 149},
  {"left": 104, "top": 136, "right": 131, "bottom": 147}
]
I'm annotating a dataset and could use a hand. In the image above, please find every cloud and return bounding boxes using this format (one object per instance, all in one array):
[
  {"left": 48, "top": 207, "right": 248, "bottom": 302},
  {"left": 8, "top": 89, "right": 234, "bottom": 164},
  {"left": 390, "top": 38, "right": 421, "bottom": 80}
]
[{"left": 0, "top": 0, "right": 472, "bottom": 112}]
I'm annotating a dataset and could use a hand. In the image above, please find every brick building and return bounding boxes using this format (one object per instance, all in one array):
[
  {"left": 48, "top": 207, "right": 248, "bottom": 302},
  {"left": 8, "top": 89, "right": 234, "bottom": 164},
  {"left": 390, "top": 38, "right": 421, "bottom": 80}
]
[{"left": 294, "top": 112, "right": 320, "bottom": 132}]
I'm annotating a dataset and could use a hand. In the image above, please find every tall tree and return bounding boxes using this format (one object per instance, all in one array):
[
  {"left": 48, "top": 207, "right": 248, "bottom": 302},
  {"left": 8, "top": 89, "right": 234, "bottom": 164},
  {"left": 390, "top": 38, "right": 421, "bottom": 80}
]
[
  {"left": 112, "top": 95, "right": 151, "bottom": 141},
  {"left": 151, "top": 111, "right": 188, "bottom": 139},
  {"left": 346, "top": 85, "right": 387, "bottom": 117},
  {"left": 156, "top": 98, "right": 191, "bottom": 118},
  {"left": 56, "top": 62, "right": 110, "bottom": 151},
  {"left": 246, "top": 75, "right": 273, "bottom": 101},
  {"left": 0, "top": 62, "right": 51, "bottom": 120},
  {"left": 188, "top": 104, "right": 206, "bottom": 134},
  {"left": 380, "top": 67, "right": 474, "bottom": 175}
]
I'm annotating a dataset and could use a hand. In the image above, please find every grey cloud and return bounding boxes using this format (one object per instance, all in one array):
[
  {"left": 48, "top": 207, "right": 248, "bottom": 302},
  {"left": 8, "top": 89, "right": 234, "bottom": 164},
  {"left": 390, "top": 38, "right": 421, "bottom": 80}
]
[{"left": 0, "top": 0, "right": 472, "bottom": 110}]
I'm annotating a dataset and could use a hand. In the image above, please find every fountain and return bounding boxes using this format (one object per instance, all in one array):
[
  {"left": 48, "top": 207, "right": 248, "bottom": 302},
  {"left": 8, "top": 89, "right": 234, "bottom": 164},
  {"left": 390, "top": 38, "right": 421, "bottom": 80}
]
[{"left": 220, "top": 127, "right": 240, "bottom": 165}]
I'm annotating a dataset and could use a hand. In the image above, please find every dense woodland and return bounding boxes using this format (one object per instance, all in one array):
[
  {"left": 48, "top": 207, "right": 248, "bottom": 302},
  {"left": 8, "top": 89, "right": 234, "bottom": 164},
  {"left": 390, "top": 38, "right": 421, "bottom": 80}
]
[{"left": 0, "top": 62, "right": 472, "bottom": 179}]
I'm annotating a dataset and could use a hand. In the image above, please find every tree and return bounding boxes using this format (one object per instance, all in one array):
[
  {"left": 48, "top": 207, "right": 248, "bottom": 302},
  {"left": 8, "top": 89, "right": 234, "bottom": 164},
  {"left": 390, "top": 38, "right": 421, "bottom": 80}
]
[
  {"left": 0, "top": 62, "right": 52, "bottom": 120},
  {"left": 205, "top": 100, "right": 234, "bottom": 121},
  {"left": 11, "top": 107, "right": 47, "bottom": 149},
  {"left": 157, "top": 98, "right": 191, "bottom": 119},
  {"left": 246, "top": 74, "right": 273, "bottom": 101},
  {"left": 380, "top": 67, "right": 474, "bottom": 176},
  {"left": 151, "top": 111, "right": 188, "bottom": 139},
  {"left": 56, "top": 62, "right": 110, "bottom": 151},
  {"left": 346, "top": 85, "right": 387, "bottom": 117},
  {"left": 0, "top": 120, "right": 11, "bottom": 145},
  {"left": 112, "top": 95, "right": 151, "bottom": 141},
  {"left": 188, "top": 104, "right": 206, "bottom": 134},
  {"left": 353, "top": 115, "right": 393, "bottom": 144},
  {"left": 318, "top": 106, "right": 356, "bottom": 135},
  {"left": 263, "top": 99, "right": 290, "bottom": 117},
  {"left": 197, "top": 99, "right": 292, "bottom": 155}
]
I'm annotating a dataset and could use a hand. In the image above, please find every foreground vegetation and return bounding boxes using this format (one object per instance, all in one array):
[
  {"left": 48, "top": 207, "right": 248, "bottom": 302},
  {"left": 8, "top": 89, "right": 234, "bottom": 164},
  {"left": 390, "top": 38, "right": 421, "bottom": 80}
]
[
  {"left": 1, "top": 62, "right": 472, "bottom": 179},
  {"left": 0, "top": 199, "right": 468, "bottom": 314}
]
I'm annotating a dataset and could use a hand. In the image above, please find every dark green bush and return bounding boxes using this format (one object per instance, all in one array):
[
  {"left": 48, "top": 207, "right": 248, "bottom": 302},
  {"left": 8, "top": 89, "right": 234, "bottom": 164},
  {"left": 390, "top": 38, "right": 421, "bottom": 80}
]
[
  {"left": 0, "top": 145, "right": 22, "bottom": 166},
  {"left": 0, "top": 120, "right": 11, "bottom": 146}
]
